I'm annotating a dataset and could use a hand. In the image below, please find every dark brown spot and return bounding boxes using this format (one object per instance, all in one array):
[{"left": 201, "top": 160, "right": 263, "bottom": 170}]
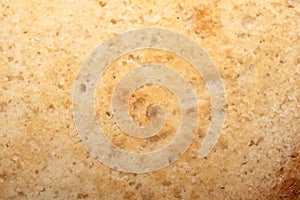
[
  {"left": 48, "top": 104, "right": 55, "bottom": 110},
  {"left": 79, "top": 84, "right": 86, "bottom": 92},
  {"left": 135, "top": 183, "right": 142, "bottom": 189},
  {"left": 77, "top": 193, "right": 89, "bottom": 199},
  {"left": 98, "top": 1, "right": 106, "bottom": 7},
  {"left": 249, "top": 140, "right": 255, "bottom": 146},
  {"left": 17, "top": 191, "right": 26, "bottom": 197},
  {"left": 7, "top": 56, "right": 14, "bottom": 62},
  {"left": 149, "top": 106, "right": 160, "bottom": 118},
  {"left": 133, "top": 97, "right": 146, "bottom": 109},
  {"left": 110, "top": 19, "right": 117, "bottom": 24},
  {"left": 162, "top": 180, "right": 172, "bottom": 187},
  {"left": 105, "top": 111, "right": 111, "bottom": 117}
]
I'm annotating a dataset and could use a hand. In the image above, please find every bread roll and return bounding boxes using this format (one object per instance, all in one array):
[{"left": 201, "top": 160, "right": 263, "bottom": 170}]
[{"left": 0, "top": 0, "right": 299, "bottom": 199}]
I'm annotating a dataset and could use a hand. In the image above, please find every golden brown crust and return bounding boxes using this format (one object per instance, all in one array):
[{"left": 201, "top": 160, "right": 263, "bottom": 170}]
[{"left": 0, "top": 0, "right": 299, "bottom": 199}]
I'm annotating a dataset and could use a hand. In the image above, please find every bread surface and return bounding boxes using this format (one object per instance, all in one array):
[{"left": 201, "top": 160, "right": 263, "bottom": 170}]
[{"left": 0, "top": 0, "right": 299, "bottom": 199}]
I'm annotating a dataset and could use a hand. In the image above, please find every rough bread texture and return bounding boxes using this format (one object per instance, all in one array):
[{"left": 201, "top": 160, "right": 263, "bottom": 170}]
[{"left": 0, "top": 0, "right": 299, "bottom": 199}]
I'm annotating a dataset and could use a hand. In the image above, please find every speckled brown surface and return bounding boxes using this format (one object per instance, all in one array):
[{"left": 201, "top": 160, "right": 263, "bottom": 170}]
[{"left": 0, "top": 0, "right": 299, "bottom": 199}]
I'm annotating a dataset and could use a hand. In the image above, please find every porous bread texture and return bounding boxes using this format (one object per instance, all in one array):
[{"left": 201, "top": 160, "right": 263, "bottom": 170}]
[{"left": 0, "top": 0, "right": 299, "bottom": 199}]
